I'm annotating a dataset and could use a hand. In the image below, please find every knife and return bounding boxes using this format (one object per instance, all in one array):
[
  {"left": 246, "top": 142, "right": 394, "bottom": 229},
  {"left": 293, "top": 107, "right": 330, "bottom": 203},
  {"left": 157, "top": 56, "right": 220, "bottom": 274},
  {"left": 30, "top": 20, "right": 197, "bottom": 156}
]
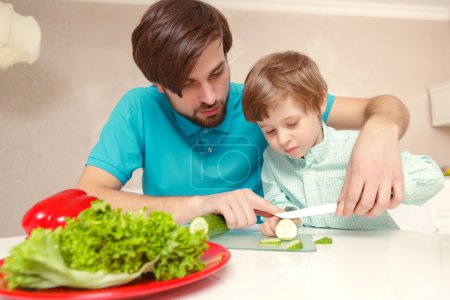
[{"left": 274, "top": 203, "right": 338, "bottom": 219}]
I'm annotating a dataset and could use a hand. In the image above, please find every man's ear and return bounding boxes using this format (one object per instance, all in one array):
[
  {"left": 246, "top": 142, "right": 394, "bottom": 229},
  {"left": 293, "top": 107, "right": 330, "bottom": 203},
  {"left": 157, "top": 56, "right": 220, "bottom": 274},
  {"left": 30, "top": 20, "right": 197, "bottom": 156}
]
[
  {"left": 153, "top": 83, "right": 165, "bottom": 94},
  {"left": 320, "top": 91, "right": 327, "bottom": 114}
]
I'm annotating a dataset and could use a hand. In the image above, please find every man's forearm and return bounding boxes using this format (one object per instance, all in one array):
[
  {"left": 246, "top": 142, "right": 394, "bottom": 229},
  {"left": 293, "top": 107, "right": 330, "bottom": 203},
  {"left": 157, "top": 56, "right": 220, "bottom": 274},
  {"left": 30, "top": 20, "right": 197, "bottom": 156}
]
[
  {"left": 76, "top": 166, "right": 283, "bottom": 229},
  {"left": 364, "top": 95, "right": 410, "bottom": 139},
  {"left": 76, "top": 184, "right": 204, "bottom": 225}
]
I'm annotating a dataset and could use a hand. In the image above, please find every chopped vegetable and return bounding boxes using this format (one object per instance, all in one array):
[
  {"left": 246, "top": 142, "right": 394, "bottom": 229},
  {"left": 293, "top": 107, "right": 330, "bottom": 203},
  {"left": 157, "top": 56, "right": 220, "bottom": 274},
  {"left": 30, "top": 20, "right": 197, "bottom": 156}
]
[
  {"left": 314, "top": 237, "right": 333, "bottom": 244},
  {"left": 275, "top": 219, "right": 298, "bottom": 241},
  {"left": 285, "top": 240, "right": 303, "bottom": 250},
  {"left": 190, "top": 214, "right": 229, "bottom": 237},
  {"left": 259, "top": 238, "right": 282, "bottom": 245},
  {"left": 1, "top": 200, "right": 208, "bottom": 289}
]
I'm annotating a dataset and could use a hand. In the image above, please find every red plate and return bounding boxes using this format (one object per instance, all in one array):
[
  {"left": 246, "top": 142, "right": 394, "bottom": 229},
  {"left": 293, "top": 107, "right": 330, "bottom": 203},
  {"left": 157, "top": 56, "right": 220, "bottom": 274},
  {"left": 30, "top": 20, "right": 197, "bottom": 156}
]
[{"left": 0, "top": 242, "right": 230, "bottom": 300}]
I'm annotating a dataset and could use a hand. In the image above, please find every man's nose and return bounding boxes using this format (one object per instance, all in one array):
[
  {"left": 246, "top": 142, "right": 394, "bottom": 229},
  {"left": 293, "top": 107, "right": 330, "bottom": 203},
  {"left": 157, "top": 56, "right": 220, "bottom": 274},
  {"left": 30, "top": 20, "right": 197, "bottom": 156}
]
[{"left": 199, "top": 82, "right": 216, "bottom": 105}]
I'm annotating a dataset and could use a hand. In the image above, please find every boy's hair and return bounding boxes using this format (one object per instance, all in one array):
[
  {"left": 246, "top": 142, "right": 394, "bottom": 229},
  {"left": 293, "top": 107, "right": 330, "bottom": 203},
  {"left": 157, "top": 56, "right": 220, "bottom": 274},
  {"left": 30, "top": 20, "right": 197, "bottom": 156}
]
[
  {"left": 132, "top": 0, "right": 232, "bottom": 97},
  {"left": 242, "top": 51, "right": 328, "bottom": 122}
]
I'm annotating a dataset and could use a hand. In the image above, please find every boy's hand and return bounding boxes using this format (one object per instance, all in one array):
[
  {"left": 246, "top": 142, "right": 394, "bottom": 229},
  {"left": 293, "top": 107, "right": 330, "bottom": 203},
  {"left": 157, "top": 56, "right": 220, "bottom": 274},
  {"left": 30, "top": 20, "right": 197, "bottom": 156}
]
[
  {"left": 260, "top": 216, "right": 281, "bottom": 237},
  {"left": 260, "top": 216, "right": 302, "bottom": 236}
]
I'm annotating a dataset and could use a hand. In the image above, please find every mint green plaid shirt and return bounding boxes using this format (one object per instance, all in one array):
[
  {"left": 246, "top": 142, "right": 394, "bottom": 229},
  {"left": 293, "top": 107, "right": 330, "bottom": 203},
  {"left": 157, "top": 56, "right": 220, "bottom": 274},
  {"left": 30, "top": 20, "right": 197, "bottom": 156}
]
[{"left": 262, "top": 124, "right": 445, "bottom": 229}]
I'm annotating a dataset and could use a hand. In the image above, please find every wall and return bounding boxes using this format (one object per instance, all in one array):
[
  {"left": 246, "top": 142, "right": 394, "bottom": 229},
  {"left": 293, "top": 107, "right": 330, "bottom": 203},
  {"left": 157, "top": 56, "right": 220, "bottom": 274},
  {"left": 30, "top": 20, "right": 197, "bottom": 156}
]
[{"left": 1, "top": 0, "right": 449, "bottom": 237}]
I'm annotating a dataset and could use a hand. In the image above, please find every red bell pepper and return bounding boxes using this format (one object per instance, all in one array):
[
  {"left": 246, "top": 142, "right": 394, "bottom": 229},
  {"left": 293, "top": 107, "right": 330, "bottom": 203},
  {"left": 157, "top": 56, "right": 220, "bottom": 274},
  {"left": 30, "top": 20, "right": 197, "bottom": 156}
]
[{"left": 22, "top": 189, "right": 98, "bottom": 235}]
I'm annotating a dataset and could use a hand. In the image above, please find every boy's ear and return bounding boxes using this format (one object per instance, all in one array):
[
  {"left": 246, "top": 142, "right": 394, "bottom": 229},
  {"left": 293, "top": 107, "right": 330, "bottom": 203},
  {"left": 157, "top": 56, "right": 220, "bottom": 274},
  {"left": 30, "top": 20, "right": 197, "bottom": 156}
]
[
  {"left": 152, "top": 82, "right": 165, "bottom": 94},
  {"left": 320, "top": 91, "right": 327, "bottom": 114}
]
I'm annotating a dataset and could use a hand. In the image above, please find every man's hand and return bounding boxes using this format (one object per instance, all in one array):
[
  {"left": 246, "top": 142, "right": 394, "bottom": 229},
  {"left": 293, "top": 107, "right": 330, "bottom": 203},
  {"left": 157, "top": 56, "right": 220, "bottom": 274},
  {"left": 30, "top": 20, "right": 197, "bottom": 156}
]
[
  {"left": 197, "top": 188, "right": 284, "bottom": 229},
  {"left": 336, "top": 116, "right": 405, "bottom": 218}
]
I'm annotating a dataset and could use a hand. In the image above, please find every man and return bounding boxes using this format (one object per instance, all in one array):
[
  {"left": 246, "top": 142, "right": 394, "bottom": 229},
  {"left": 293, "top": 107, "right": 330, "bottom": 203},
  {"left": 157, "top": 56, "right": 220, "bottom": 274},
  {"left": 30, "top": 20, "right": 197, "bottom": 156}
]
[{"left": 77, "top": 0, "right": 409, "bottom": 228}]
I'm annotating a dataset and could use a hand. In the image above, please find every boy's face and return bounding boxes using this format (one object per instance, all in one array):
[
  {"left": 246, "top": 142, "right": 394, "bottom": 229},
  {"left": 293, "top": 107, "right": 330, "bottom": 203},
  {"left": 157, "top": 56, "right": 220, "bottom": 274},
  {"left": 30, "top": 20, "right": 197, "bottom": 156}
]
[
  {"left": 154, "top": 39, "right": 230, "bottom": 128},
  {"left": 257, "top": 95, "right": 326, "bottom": 159}
]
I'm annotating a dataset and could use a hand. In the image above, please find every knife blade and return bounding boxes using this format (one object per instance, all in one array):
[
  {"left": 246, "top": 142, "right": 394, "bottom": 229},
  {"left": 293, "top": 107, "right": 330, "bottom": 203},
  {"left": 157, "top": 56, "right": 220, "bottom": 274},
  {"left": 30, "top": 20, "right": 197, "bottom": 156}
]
[{"left": 274, "top": 203, "right": 338, "bottom": 219}]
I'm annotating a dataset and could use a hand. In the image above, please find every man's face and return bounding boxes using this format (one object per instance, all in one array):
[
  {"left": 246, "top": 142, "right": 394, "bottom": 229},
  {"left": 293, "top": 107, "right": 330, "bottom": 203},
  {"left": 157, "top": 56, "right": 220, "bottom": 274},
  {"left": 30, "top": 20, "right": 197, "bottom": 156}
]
[
  {"left": 257, "top": 95, "right": 325, "bottom": 159},
  {"left": 155, "top": 39, "right": 230, "bottom": 128}
]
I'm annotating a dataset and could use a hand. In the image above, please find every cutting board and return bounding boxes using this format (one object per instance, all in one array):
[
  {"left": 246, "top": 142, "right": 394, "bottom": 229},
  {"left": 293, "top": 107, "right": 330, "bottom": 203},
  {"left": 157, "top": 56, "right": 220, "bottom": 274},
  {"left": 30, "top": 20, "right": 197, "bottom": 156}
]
[{"left": 209, "top": 228, "right": 317, "bottom": 252}]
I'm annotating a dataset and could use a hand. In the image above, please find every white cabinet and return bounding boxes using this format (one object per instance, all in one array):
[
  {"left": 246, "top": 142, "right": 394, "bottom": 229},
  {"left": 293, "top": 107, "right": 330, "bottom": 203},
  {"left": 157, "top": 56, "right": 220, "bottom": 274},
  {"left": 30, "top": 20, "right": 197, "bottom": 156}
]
[
  {"left": 429, "top": 80, "right": 450, "bottom": 127},
  {"left": 433, "top": 177, "right": 450, "bottom": 234}
]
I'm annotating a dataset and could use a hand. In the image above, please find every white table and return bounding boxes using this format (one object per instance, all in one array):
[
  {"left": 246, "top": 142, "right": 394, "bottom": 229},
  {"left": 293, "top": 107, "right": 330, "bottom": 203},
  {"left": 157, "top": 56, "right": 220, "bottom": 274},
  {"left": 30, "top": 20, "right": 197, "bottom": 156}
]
[{"left": 1, "top": 229, "right": 449, "bottom": 300}]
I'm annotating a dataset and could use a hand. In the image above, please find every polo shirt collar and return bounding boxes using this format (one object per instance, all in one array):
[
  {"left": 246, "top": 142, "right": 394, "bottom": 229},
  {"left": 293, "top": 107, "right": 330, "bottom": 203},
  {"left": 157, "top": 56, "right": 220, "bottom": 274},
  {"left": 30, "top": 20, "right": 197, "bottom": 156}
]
[
  {"left": 169, "top": 87, "right": 236, "bottom": 136},
  {"left": 173, "top": 110, "right": 201, "bottom": 136}
]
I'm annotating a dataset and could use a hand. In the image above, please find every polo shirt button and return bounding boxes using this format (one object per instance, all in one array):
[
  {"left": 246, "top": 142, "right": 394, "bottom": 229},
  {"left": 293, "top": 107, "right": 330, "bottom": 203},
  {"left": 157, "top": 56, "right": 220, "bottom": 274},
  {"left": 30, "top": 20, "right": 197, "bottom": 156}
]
[
  {"left": 203, "top": 129, "right": 208, "bottom": 134},
  {"left": 305, "top": 168, "right": 310, "bottom": 174},
  {"left": 207, "top": 147, "right": 213, "bottom": 153}
]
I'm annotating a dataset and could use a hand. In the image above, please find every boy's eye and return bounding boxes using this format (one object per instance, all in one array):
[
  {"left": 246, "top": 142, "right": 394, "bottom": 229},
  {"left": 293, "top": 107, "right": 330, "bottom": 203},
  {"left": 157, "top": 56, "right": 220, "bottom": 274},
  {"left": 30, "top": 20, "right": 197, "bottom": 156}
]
[
  {"left": 286, "top": 121, "right": 298, "bottom": 128},
  {"left": 265, "top": 129, "right": 276, "bottom": 135}
]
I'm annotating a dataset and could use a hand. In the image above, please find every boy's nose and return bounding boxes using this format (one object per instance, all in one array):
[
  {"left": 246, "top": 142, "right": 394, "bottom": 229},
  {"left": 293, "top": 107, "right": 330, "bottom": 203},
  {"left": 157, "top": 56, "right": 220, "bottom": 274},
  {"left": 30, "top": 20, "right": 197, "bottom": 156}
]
[{"left": 277, "top": 130, "right": 291, "bottom": 147}]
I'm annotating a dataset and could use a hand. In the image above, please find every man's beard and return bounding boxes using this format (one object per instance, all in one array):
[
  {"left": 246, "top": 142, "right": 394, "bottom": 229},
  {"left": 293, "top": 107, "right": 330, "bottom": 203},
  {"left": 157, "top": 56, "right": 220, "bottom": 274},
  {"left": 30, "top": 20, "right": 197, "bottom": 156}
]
[
  {"left": 193, "top": 100, "right": 227, "bottom": 128},
  {"left": 163, "top": 81, "right": 230, "bottom": 128},
  {"left": 179, "top": 99, "right": 227, "bottom": 128}
]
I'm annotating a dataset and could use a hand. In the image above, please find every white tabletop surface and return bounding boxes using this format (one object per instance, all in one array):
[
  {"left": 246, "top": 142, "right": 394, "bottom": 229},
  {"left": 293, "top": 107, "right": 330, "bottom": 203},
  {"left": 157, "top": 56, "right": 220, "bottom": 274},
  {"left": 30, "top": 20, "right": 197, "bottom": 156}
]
[{"left": 1, "top": 228, "right": 449, "bottom": 300}]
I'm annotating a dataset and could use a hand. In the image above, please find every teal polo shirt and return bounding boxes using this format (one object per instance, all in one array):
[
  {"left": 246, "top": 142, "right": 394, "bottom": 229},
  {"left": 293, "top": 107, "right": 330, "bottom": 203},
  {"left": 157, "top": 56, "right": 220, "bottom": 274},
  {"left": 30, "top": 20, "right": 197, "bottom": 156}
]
[{"left": 86, "top": 83, "right": 335, "bottom": 197}]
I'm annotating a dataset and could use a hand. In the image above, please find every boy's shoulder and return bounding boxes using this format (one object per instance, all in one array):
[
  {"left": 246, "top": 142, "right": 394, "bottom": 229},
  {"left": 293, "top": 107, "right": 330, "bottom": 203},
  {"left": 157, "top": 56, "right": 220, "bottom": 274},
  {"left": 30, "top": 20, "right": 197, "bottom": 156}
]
[
  {"left": 324, "top": 125, "right": 359, "bottom": 145},
  {"left": 263, "top": 147, "right": 286, "bottom": 164}
]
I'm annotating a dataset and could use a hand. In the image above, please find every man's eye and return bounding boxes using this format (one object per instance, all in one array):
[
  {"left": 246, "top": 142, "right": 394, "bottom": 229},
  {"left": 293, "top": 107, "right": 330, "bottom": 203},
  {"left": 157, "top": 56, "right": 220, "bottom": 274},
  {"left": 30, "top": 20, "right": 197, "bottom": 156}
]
[{"left": 210, "top": 69, "right": 223, "bottom": 78}]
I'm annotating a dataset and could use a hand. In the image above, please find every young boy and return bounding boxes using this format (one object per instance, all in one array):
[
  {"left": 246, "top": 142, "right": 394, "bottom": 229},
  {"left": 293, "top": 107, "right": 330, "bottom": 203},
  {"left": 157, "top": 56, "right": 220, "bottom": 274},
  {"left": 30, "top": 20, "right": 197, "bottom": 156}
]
[{"left": 242, "top": 51, "right": 445, "bottom": 236}]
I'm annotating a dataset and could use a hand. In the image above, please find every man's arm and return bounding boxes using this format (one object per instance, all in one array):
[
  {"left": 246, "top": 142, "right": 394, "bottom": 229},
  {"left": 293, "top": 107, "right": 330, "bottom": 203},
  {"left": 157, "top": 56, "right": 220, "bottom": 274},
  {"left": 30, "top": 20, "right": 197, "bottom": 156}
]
[
  {"left": 326, "top": 95, "right": 409, "bottom": 137},
  {"left": 77, "top": 166, "right": 282, "bottom": 228},
  {"left": 327, "top": 95, "right": 410, "bottom": 218}
]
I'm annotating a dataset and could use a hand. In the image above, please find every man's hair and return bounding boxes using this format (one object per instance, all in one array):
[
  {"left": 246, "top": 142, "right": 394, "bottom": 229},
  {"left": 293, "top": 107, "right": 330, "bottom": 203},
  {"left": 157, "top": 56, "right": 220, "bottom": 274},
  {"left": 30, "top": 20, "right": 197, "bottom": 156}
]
[
  {"left": 132, "top": 0, "right": 232, "bottom": 97},
  {"left": 242, "top": 51, "right": 328, "bottom": 122}
]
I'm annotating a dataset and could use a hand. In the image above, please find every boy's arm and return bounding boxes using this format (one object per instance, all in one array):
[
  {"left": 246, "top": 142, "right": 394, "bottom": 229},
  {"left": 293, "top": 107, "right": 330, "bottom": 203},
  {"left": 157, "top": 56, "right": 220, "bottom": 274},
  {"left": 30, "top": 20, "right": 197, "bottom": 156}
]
[
  {"left": 260, "top": 158, "right": 298, "bottom": 237},
  {"left": 329, "top": 95, "right": 410, "bottom": 218},
  {"left": 400, "top": 152, "right": 445, "bottom": 205},
  {"left": 261, "top": 156, "right": 299, "bottom": 211}
]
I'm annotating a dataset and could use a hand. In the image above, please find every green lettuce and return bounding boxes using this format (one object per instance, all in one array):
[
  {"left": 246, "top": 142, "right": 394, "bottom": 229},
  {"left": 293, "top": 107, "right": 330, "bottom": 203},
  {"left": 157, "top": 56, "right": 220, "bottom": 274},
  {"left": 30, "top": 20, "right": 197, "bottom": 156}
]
[{"left": 1, "top": 200, "right": 208, "bottom": 290}]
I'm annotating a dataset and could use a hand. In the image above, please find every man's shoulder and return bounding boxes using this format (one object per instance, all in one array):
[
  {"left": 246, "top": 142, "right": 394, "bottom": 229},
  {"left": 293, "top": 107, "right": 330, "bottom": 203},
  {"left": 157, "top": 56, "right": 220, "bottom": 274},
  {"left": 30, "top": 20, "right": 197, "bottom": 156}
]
[
  {"left": 114, "top": 86, "right": 167, "bottom": 112},
  {"left": 229, "top": 82, "right": 244, "bottom": 101},
  {"left": 121, "top": 86, "right": 161, "bottom": 102},
  {"left": 230, "top": 82, "right": 244, "bottom": 90}
]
